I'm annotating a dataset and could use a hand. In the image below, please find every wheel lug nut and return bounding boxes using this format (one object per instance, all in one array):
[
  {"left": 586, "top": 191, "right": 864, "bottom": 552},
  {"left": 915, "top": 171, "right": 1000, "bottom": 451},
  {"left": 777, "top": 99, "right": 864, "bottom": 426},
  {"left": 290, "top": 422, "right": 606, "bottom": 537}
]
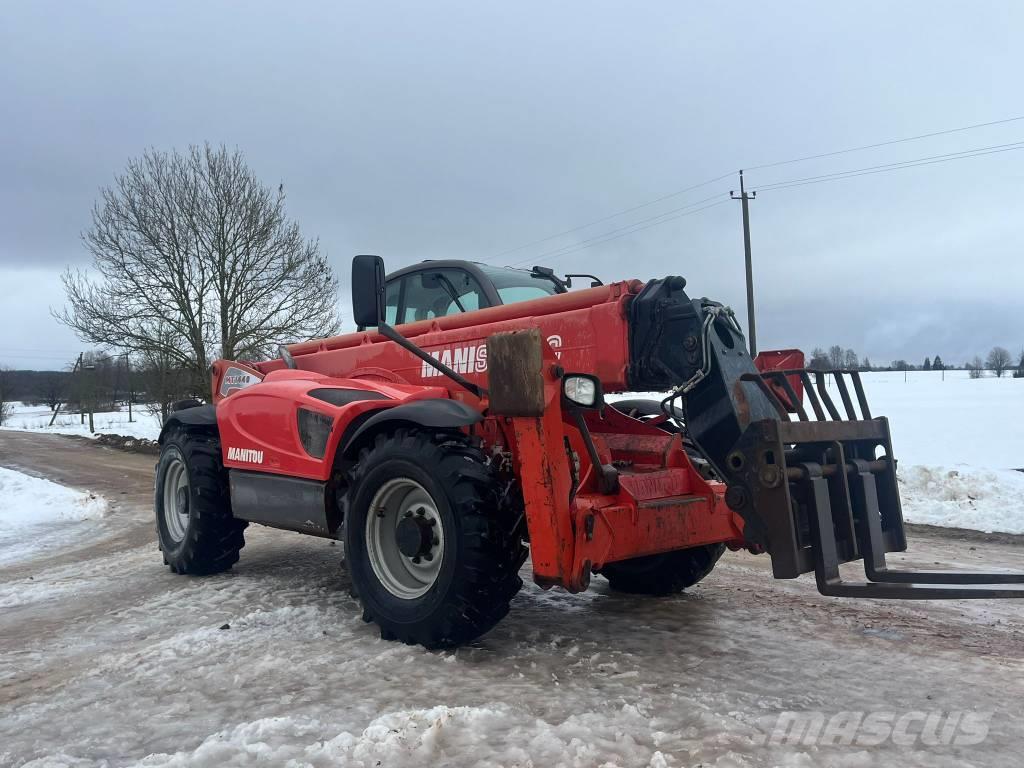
[
  {"left": 403, "top": 511, "right": 413, "bottom": 518},
  {"left": 416, "top": 507, "right": 426, "bottom": 516},
  {"left": 412, "top": 556, "right": 421, "bottom": 564},
  {"left": 423, "top": 552, "right": 433, "bottom": 561},
  {"left": 432, "top": 537, "right": 439, "bottom": 546},
  {"left": 427, "top": 518, "right": 437, "bottom": 526}
]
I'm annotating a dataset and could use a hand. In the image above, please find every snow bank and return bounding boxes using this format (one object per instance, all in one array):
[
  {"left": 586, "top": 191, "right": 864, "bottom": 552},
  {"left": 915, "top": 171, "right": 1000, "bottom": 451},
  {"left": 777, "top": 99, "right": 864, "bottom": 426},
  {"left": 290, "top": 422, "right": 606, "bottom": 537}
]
[
  {"left": 2, "top": 402, "right": 162, "bottom": 441},
  {"left": 0, "top": 467, "right": 107, "bottom": 566},
  {"left": 898, "top": 464, "right": 1024, "bottom": 534},
  {"left": 133, "top": 705, "right": 675, "bottom": 768}
]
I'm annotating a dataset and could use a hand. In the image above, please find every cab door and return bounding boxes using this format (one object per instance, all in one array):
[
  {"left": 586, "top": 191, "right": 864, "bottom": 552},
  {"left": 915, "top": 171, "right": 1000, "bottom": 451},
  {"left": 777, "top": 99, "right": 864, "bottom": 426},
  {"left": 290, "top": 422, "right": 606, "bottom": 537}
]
[{"left": 387, "top": 267, "right": 491, "bottom": 325}]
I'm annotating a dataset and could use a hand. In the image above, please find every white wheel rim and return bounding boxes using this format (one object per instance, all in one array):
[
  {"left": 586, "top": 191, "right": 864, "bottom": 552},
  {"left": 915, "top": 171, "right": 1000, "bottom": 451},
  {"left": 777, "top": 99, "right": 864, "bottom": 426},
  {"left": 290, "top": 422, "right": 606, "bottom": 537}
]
[
  {"left": 162, "top": 455, "right": 190, "bottom": 543},
  {"left": 365, "top": 478, "right": 445, "bottom": 599}
]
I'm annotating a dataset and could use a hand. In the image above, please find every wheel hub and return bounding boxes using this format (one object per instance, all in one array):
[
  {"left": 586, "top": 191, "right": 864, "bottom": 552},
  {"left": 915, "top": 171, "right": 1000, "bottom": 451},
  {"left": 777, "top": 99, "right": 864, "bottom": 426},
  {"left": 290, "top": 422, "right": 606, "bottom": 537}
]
[
  {"left": 395, "top": 510, "right": 435, "bottom": 558},
  {"left": 175, "top": 487, "right": 189, "bottom": 515},
  {"left": 161, "top": 454, "right": 190, "bottom": 544},
  {"left": 365, "top": 478, "right": 445, "bottom": 599}
]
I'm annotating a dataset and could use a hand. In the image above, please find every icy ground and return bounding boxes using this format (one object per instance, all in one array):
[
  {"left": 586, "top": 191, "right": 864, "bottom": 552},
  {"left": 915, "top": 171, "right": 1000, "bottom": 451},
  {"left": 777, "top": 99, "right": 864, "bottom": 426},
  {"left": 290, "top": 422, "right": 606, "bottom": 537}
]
[
  {"left": 3, "top": 513, "right": 1024, "bottom": 768},
  {"left": 0, "top": 466, "right": 106, "bottom": 567},
  {"left": 1, "top": 402, "right": 161, "bottom": 441},
  {"left": 1, "top": 423, "right": 1023, "bottom": 768}
]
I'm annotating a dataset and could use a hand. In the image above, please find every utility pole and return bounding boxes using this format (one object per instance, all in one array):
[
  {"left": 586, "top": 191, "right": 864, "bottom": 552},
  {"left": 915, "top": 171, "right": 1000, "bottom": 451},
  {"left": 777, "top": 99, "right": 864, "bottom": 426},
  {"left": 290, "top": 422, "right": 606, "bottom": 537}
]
[
  {"left": 51, "top": 353, "right": 82, "bottom": 427},
  {"left": 84, "top": 363, "right": 96, "bottom": 433},
  {"left": 730, "top": 170, "right": 757, "bottom": 357},
  {"left": 121, "top": 352, "right": 134, "bottom": 423}
]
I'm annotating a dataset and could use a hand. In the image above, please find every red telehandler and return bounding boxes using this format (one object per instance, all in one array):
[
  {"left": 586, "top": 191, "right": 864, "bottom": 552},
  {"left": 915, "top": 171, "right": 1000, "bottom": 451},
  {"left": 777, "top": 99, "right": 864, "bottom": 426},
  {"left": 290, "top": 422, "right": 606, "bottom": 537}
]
[{"left": 155, "top": 255, "right": 1024, "bottom": 648}]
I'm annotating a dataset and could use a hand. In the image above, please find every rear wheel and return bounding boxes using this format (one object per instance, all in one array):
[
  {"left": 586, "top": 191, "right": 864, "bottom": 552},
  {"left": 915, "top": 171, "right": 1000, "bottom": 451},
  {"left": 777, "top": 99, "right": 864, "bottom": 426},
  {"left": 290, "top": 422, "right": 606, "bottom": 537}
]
[
  {"left": 599, "top": 544, "right": 725, "bottom": 596},
  {"left": 155, "top": 426, "right": 246, "bottom": 575},
  {"left": 343, "top": 429, "right": 526, "bottom": 648}
]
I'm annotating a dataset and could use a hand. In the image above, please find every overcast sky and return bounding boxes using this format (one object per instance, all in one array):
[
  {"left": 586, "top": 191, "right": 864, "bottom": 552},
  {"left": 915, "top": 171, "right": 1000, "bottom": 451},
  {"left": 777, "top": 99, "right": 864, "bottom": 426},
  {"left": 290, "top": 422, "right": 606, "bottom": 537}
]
[{"left": 2, "top": 1, "right": 1022, "bottom": 370}]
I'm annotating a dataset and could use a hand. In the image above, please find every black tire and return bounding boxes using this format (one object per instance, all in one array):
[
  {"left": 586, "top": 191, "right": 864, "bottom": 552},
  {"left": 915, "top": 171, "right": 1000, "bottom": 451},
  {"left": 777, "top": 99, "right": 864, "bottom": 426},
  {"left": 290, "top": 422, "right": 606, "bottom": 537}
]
[
  {"left": 155, "top": 425, "right": 246, "bottom": 575},
  {"left": 343, "top": 429, "right": 526, "bottom": 648},
  {"left": 599, "top": 544, "right": 725, "bottom": 596}
]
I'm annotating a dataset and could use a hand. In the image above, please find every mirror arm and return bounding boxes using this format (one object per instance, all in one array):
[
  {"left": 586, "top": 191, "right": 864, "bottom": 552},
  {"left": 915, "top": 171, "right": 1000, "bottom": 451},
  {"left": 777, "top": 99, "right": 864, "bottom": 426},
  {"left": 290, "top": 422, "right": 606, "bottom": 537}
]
[
  {"left": 377, "top": 323, "right": 487, "bottom": 400},
  {"left": 565, "top": 273, "right": 604, "bottom": 287}
]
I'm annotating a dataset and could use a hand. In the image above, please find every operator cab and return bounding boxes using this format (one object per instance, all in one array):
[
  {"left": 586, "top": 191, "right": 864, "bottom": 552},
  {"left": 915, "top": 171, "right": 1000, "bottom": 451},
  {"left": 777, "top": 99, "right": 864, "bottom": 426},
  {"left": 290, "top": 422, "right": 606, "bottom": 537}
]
[{"left": 380, "top": 260, "right": 601, "bottom": 325}]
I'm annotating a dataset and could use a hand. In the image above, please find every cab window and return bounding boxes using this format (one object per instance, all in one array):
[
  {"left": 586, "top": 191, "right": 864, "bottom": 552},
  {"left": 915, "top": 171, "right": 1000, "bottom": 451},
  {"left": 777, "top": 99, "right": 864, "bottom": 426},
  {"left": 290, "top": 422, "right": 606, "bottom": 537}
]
[
  {"left": 475, "top": 264, "right": 562, "bottom": 304},
  {"left": 384, "top": 280, "right": 401, "bottom": 325},
  {"left": 400, "top": 269, "right": 487, "bottom": 322}
]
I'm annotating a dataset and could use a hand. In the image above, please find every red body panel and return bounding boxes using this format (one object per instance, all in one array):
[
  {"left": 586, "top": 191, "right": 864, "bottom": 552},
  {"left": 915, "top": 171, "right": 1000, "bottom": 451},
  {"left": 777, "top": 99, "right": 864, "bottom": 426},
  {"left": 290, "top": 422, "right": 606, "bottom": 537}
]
[
  {"left": 210, "top": 280, "right": 787, "bottom": 592},
  {"left": 218, "top": 369, "right": 451, "bottom": 481}
]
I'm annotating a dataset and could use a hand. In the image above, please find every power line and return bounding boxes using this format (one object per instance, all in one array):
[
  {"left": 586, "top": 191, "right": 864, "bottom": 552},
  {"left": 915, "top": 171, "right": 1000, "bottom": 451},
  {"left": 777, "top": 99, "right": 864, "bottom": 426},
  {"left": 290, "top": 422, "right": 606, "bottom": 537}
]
[
  {"left": 756, "top": 140, "right": 1024, "bottom": 194},
  {"left": 509, "top": 192, "right": 727, "bottom": 266},
  {"left": 510, "top": 199, "right": 730, "bottom": 267},
  {"left": 485, "top": 171, "right": 734, "bottom": 263},
  {"left": 512, "top": 141, "right": 1023, "bottom": 267},
  {"left": 493, "top": 113, "right": 1024, "bottom": 267},
  {"left": 744, "top": 114, "right": 1024, "bottom": 172}
]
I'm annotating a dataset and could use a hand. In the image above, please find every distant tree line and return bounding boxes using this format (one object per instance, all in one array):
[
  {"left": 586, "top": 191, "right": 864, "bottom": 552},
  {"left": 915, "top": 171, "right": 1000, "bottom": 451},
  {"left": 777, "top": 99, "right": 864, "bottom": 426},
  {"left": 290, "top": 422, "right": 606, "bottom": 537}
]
[
  {"left": 0, "top": 351, "right": 206, "bottom": 423},
  {"left": 807, "top": 345, "right": 1024, "bottom": 379}
]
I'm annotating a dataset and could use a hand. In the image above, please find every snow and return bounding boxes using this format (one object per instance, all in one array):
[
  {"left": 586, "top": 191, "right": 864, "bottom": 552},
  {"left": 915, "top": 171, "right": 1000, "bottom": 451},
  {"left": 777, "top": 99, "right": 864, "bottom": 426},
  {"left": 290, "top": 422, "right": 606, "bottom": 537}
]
[
  {"left": 1, "top": 402, "right": 162, "bottom": 441},
  {"left": 897, "top": 464, "right": 1024, "bottom": 534},
  {"left": 0, "top": 467, "right": 107, "bottom": 566}
]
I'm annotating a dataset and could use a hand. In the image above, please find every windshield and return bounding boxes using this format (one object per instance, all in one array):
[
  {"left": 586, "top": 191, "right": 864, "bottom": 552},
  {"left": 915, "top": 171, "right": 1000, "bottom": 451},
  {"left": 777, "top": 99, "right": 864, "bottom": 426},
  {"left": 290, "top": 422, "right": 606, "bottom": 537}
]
[{"left": 475, "top": 264, "right": 562, "bottom": 304}]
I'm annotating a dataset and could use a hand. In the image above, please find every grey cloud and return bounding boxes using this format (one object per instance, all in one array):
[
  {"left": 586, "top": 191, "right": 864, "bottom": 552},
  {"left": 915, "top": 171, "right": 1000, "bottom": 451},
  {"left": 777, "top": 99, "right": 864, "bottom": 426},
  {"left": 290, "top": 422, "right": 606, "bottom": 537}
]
[{"left": 1, "top": 0, "right": 1022, "bottom": 369}]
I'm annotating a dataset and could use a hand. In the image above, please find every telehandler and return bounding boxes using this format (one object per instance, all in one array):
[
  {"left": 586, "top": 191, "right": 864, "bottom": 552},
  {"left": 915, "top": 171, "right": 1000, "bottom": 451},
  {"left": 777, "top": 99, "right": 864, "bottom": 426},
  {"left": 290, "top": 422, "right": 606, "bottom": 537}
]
[{"left": 155, "top": 255, "right": 1024, "bottom": 647}]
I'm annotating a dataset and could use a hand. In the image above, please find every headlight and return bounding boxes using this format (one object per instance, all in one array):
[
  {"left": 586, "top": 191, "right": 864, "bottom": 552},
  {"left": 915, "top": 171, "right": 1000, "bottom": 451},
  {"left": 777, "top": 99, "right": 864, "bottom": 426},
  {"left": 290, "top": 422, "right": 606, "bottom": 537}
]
[
  {"left": 562, "top": 374, "right": 602, "bottom": 408},
  {"left": 297, "top": 408, "right": 334, "bottom": 459}
]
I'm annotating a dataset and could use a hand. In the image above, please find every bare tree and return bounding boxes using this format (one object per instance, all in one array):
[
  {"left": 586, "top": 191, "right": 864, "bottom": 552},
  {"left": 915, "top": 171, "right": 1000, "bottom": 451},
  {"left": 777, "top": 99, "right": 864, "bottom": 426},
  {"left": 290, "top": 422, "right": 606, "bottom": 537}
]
[
  {"left": 808, "top": 347, "right": 830, "bottom": 370},
  {"left": 828, "top": 345, "right": 845, "bottom": 369},
  {"left": 843, "top": 349, "right": 859, "bottom": 370},
  {"left": 40, "top": 372, "right": 65, "bottom": 412},
  {"left": 968, "top": 356, "right": 984, "bottom": 379},
  {"left": 986, "top": 346, "right": 1011, "bottom": 378},
  {"left": 58, "top": 144, "right": 341, "bottom": 389},
  {"left": 0, "top": 366, "right": 11, "bottom": 426}
]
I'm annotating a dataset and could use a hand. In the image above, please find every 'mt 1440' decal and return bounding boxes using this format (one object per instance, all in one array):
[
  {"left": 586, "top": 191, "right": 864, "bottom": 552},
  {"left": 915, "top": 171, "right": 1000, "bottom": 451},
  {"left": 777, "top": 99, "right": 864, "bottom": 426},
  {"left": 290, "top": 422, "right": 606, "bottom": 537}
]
[
  {"left": 420, "top": 335, "right": 562, "bottom": 378},
  {"left": 220, "top": 366, "right": 262, "bottom": 397}
]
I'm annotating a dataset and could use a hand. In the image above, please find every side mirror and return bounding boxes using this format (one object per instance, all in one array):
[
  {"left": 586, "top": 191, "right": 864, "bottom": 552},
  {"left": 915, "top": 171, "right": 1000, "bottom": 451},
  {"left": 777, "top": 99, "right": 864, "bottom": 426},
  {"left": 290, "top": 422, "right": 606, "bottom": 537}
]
[{"left": 351, "top": 254, "right": 386, "bottom": 328}]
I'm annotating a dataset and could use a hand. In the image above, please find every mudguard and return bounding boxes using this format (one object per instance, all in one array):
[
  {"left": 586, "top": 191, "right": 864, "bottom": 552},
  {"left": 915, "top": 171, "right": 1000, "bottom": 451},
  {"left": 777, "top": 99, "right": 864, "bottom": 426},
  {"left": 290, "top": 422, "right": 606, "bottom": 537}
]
[
  {"left": 340, "top": 399, "right": 483, "bottom": 458},
  {"left": 158, "top": 404, "right": 217, "bottom": 443}
]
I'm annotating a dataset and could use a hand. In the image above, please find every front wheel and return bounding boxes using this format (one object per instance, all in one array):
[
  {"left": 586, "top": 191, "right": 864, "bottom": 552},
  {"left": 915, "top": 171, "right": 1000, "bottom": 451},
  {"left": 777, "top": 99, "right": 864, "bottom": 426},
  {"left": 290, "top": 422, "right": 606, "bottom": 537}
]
[
  {"left": 343, "top": 429, "right": 526, "bottom": 648},
  {"left": 155, "top": 426, "right": 246, "bottom": 575},
  {"left": 599, "top": 544, "right": 725, "bottom": 596}
]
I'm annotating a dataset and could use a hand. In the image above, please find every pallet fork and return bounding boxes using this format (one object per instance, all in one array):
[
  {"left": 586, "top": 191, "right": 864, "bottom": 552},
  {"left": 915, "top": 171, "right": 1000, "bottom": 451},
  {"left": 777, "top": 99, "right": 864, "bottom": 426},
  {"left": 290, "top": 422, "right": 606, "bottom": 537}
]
[{"left": 733, "top": 368, "right": 1024, "bottom": 598}]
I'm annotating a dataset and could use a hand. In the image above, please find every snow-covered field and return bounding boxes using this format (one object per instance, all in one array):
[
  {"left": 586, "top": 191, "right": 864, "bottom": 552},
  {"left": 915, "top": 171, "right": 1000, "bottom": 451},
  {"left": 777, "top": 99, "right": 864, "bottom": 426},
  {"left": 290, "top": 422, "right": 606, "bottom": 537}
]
[
  {"left": 1, "top": 402, "right": 161, "bottom": 440},
  {"left": 0, "top": 467, "right": 107, "bottom": 566}
]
